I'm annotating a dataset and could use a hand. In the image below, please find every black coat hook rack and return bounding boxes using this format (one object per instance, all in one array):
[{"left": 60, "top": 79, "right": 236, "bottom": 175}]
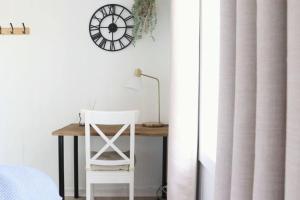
[{"left": 0, "top": 23, "right": 30, "bottom": 35}]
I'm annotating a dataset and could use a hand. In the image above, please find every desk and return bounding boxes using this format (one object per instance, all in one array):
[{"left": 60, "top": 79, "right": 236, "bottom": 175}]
[{"left": 52, "top": 123, "right": 168, "bottom": 199}]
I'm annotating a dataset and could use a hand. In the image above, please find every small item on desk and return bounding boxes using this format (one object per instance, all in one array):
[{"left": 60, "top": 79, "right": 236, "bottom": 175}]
[{"left": 79, "top": 109, "right": 86, "bottom": 126}]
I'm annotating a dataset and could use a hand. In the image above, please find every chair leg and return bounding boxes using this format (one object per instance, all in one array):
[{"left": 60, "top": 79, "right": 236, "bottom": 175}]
[
  {"left": 91, "top": 184, "right": 94, "bottom": 200},
  {"left": 129, "top": 180, "right": 134, "bottom": 200},
  {"left": 86, "top": 182, "right": 91, "bottom": 200}
]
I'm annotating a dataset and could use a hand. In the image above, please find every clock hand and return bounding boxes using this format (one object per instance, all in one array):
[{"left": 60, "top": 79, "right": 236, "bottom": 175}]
[
  {"left": 101, "top": 26, "right": 128, "bottom": 28},
  {"left": 114, "top": 8, "right": 124, "bottom": 23}
]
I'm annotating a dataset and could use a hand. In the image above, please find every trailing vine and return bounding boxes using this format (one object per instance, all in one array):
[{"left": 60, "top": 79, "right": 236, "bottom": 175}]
[{"left": 132, "top": 0, "right": 157, "bottom": 43}]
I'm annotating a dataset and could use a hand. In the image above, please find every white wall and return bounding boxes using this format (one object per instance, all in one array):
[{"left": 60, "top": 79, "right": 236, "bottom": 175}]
[
  {"left": 199, "top": 0, "right": 220, "bottom": 199},
  {"left": 0, "top": 0, "right": 171, "bottom": 197}
]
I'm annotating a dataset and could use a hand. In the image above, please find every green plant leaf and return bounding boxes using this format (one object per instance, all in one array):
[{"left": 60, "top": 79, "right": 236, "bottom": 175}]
[{"left": 132, "top": 0, "right": 157, "bottom": 44}]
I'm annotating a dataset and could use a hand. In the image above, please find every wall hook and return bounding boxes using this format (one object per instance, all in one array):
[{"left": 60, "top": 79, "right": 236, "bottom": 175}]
[
  {"left": 10, "top": 23, "right": 14, "bottom": 34},
  {"left": 22, "top": 23, "right": 26, "bottom": 34}
]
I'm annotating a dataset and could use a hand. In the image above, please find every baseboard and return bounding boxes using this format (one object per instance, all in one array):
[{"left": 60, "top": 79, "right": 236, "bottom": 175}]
[{"left": 65, "top": 185, "right": 159, "bottom": 197}]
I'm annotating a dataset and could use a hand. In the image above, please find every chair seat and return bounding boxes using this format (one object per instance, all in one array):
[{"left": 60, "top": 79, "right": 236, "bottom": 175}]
[{"left": 89, "top": 151, "right": 136, "bottom": 171}]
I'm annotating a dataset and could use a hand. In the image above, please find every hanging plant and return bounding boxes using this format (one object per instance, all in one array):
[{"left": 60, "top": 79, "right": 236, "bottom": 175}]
[{"left": 132, "top": 0, "right": 157, "bottom": 43}]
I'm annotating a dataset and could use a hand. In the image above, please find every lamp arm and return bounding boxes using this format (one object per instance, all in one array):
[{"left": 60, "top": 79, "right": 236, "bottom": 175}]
[{"left": 141, "top": 73, "right": 161, "bottom": 124}]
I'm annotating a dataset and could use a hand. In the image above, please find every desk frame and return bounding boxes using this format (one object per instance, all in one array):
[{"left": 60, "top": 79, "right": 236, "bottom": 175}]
[{"left": 54, "top": 124, "right": 168, "bottom": 200}]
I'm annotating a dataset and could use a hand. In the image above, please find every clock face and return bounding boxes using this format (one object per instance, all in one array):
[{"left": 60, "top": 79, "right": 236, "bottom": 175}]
[{"left": 89, "top": 4, "right": 134, "bottom": 52}]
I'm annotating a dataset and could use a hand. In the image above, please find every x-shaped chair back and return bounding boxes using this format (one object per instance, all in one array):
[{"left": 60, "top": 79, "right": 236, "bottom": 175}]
[{"left": 85, "top": 110, "right": 139, "bottom": 170}]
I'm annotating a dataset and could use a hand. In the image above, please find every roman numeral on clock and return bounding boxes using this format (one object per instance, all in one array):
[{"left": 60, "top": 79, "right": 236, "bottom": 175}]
[
  {"left": 93, "top": 16, "right": 102, "bottom": 23},
  {"left": 124, "top": 34, "right": 134, "bottom": 42},
  {"left": 99, "top": 38, "right": 107, "bottom": 48},
  {"left": 109, "top": 5, "right": 116, "bottom": 15},
  {"left": 91, "top": 32, "right": 103, "bottom": 43},
  {"left": 119, "top": 40, "right": 125, "bottom": 48},
  {"left": 100, "top": 7, "right": 108, "bottom": 17},
  {"left": 90, "top": 25, "right": 100, "bottom": 31},
  {"left": 110, "top": 41, "right": 116, "bottom": 51},
  {"left": 124, "top": 16, "right": 133, "bottom": 21}
]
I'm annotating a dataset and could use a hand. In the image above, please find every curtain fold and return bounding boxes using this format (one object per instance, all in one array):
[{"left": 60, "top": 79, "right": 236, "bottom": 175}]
[
  {"left": 214, "top": 1, "right": 236, "bottom": 200},
  {"left": 253, "top": 1, "right": 287, "bottom": 199},
  {"left": 231, "top": 0, "right": 256, "bottom": 199},
  {"left": 285, "top": 1, "right": 300, "bottom": 199},
  {"left": 215, "top": 0, "right": 300, "bottom": 200}
]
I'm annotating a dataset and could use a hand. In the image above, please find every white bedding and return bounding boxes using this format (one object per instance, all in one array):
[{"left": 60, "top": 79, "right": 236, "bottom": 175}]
[{"left": 0, "top": 165, "right": 61, "bottom": 200}]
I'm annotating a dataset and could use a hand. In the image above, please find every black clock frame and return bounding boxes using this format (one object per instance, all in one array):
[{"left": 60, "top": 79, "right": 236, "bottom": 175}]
[{"left": 89, "top": 4, "right": 134, "bottom": 52}]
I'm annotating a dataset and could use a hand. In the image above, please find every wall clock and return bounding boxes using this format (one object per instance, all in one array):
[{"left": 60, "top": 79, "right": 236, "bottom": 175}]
[{"left": 89, "top": 4, "right": 134, "bottom": 52}]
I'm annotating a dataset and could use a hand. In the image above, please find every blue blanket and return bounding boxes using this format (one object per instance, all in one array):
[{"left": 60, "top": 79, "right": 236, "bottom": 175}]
[{"left": 0, "top": 165, "right": 61, "bottom": 200}]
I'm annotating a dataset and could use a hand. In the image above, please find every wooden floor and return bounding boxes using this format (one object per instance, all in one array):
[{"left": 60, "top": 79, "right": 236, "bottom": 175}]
[{"left": 65, "top": 197, "right": 156, "bottom": 200}]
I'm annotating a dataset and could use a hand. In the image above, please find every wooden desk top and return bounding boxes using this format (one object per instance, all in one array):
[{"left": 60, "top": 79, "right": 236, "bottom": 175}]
[{"left": 52, "top": 123, "right": 168, "bottom": 137}]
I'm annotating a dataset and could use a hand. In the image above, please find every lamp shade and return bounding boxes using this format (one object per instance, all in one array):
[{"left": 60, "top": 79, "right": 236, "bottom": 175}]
[{"left": 125, "top": 76, "right": 143, "bottom": 91}]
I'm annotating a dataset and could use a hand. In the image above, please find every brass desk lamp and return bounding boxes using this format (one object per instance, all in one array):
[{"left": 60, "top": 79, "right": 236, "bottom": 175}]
[{"left": 126, "top": 68, "right": 165, "bottom": 128}]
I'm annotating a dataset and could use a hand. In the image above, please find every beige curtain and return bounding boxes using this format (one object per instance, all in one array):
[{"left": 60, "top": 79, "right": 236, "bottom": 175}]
[
  {"left": 168, "top": 0, "right": 200, "bottom": 199},
  {"left": 215, "top": 0, "right": 300, "bottom": 200}
]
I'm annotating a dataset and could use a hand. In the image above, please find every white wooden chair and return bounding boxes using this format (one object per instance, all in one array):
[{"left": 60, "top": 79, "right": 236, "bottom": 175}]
[{"left": 84, "top": 110, "right": 139, "bottom": 200}]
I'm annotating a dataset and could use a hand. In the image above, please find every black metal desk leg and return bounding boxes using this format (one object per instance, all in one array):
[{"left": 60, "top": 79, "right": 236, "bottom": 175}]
[
  {"left": 74, "top": 136, "right": 79, "bottom": 198},
  {"left": 58, "top": 136, "right": 65, "bottom": 200},
  {"left": 162, "top": 136, "right": 168, "bottom": 198}
]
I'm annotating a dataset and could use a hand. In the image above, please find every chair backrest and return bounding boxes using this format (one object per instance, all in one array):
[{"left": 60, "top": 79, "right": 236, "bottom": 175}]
[{"left": 84, "top": 110, "right": 139, "bottom": 170}]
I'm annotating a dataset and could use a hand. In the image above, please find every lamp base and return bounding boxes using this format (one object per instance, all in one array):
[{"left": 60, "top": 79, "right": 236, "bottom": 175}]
[{"left": 142, "top": 122, "right": 166, "bottom": 128}]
